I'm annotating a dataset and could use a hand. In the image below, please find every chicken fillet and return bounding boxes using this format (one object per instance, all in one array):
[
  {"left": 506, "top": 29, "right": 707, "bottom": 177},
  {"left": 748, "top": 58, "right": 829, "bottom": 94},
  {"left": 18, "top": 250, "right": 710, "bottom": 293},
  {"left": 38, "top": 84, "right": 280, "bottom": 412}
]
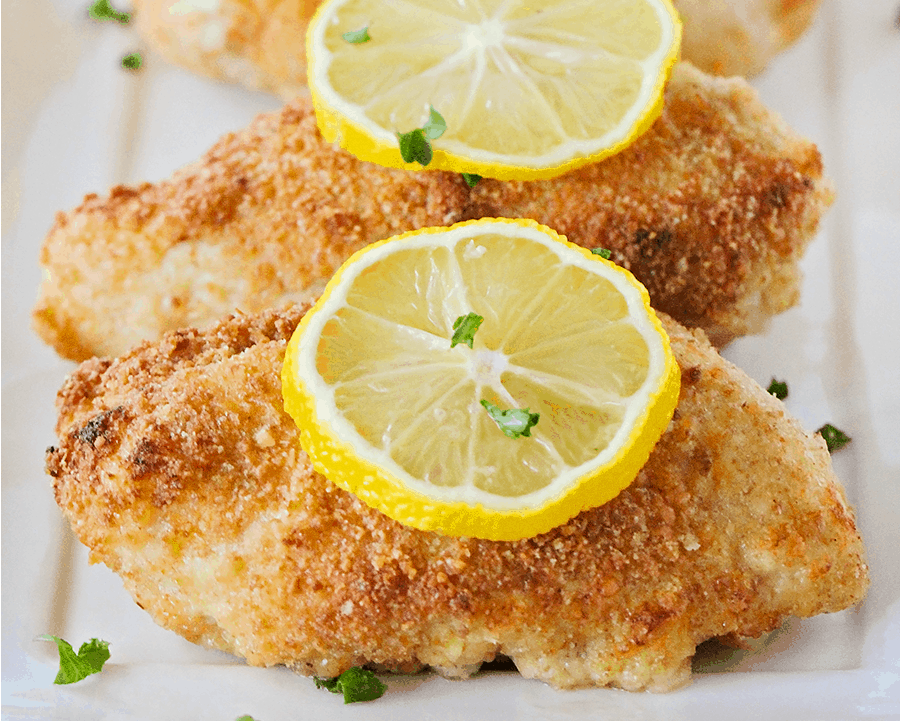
[
  {"left": 46, "top": 305, "right": 868, "bottom": 692},
  {"left": 34, "top": 63, "right": 833, "bottom": 360}
]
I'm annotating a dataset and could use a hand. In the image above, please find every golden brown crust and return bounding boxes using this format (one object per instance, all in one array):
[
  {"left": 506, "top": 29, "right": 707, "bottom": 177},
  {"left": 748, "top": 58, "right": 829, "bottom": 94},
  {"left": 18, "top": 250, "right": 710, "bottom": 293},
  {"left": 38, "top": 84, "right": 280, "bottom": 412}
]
[
  {"left": 47, "top": 306, "right": 868, "bottom": 691},
  {"left": 33, "top": 63, "right": 833, "bottom": 361},
  {"left": 133, "top": 0, "right": 317, "bottom": 97},
  {"left": 132, "top": 0, "right": 823, "bottom": 91},
  {"left": 468, "top": 65, "right": 830, "bottom": 341},
  {"left": 676, "top": 0, "right": 824, "bottom": 77}
]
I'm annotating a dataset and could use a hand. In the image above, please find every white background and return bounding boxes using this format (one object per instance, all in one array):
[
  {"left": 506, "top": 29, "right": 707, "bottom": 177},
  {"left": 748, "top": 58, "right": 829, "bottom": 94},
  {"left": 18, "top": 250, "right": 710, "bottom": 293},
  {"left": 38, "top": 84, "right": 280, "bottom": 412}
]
[{"left": 2, "top": 0, "right": 899, "bottom": 718}]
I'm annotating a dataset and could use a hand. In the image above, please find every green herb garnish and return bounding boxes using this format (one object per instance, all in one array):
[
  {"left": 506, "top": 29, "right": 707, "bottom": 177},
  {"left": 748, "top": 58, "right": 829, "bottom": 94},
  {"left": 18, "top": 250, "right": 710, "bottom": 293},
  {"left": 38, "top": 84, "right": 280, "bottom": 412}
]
[
  {"left": 398, "top": 129, "right": 431, "bottom": 166},
  {"left": 480, "top": 400, "right": 540, "bottom": 439},
  {"left": 121, "top": 52, "right": 143, "bottom": 70},
  {"left": 422, "top": 106, "right": 446, "bottom": 140},
  {"left": 342, "top": 26, "right": 371, "bottom": 43},
  {"left": 235, "top": 716, "right": 257, "bottom": 721},
  {"left": 38, "top": 635, "right": 110, "bottom": 685},
  {"left": 591, "top": 247, "right": 612, "bottom": 260},
  {"left": 817, "top": 423, "right": 851, "bottom": 453},
  {"left": 314, "top": 667, "right": 387, "bottom": 704},
  {"left": 314, "top": 676, "right": 340, "bottom": 692},
  {"left": 462, "top": 173, "right": 482, "bottom": 188},
  {"left": 767, "top": 378, "right": 788, "bottom": 400},
  {"left": 451, "top": 313, "right": 484, "bottom": 349},
  {"left": 88, "top": 0, "right": 131, "bottom": 23},
  {"left": 398, "top": 107, "right": 446, "bottom": 166}
]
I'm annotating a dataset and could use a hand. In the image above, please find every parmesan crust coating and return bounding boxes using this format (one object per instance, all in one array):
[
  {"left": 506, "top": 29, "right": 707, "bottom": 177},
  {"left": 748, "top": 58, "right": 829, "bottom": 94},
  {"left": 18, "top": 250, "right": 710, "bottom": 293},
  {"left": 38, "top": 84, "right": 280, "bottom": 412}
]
[
  {"left": 47, "top": 306, "right": 868, "bottom": 692},
  {"left": 33, "top": 63, "right": 833, "bottom": 361},
  {"left": 675, "top": 0, "right": 823, "bottom": 77},
  {"left": 131, "top": 0, "right": 822, "bottom": 94}
]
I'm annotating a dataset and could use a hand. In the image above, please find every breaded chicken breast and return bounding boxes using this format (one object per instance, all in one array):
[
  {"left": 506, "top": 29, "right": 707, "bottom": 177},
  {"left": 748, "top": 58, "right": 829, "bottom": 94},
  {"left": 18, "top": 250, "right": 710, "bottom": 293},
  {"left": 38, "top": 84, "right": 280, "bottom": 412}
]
[
  {"left": 132, "top": 0, "right": 822, "bottom": 95},
  {"left": 34, "top": 63, "right": 832, "bottom": 361},
  {"left": 676, "top": 0, "right": 823, "bottom": 77},
  {"left": 46, "top": 305, "right": 868, "bottom": 692}
]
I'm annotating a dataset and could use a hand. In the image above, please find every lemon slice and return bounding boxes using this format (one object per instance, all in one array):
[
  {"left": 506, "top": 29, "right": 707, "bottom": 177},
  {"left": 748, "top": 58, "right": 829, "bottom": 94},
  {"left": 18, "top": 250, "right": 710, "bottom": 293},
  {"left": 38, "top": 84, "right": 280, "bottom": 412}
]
[
  {"left": 282, "top": 218, "right": 680, "bottom": 541},
  {"left": 307, "top": 0, "right": 682, "bottom": 180}
]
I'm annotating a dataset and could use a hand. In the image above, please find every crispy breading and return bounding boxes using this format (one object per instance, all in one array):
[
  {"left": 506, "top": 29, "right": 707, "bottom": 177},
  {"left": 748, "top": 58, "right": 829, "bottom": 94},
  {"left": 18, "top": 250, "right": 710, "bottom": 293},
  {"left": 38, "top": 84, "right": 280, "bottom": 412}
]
[
  {"left": 131, "top": 0, "right": 822, "bottom": 94},
  {"left": 676, "top": 0, "right": 823, "bottom": 77},
  {"left": 33, "top": 63, "right": 833, "bottom": 361},
  {"left": 47, "top": 305, "right": 868, "bottom": 692}
]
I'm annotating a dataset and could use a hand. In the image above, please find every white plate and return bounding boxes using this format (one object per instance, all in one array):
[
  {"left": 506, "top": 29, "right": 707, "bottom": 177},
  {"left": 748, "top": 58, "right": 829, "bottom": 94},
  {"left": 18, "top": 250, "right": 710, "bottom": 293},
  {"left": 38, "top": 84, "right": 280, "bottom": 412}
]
[{"left": 3, "top": 1, "right": 899, "bottom": 718}]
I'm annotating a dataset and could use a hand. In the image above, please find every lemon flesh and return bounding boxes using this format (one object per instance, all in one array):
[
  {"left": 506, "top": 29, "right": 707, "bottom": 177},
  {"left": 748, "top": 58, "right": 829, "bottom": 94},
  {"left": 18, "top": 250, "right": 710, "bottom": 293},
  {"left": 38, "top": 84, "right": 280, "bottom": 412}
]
[
  {"left": 307, "top": 0, "right": 682, "bottom": 180},
  {"left": 283, "top": 219, "right": 680, "bottom": 540}
]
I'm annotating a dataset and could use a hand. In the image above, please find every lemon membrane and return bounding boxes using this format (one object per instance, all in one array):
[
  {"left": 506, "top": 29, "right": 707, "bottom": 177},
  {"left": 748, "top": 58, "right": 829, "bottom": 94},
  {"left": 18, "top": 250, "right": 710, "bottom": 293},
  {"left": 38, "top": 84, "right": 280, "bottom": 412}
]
[
  {"left": 307, "top": 0, "right": 682, "bottom": 180},
  {"left": 283, "top": 219, "right": 680, "bottom": 540}
]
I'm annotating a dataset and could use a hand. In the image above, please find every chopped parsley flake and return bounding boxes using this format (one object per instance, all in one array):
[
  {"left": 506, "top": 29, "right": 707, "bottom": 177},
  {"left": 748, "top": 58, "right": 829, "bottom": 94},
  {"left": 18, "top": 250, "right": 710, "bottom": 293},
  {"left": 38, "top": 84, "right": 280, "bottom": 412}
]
[
  {"left": 121, "top": 52, "right": 143, "bottom": 70},
  {"left": 591, "top": 247, "right": 612, "bottom": 260},
  {"left": 88, "top": 0, "right": 131, "bottom": 23},
  {"left": 398, "top": 128, "right": 431, "bottom": 166},
  {"left": 38, "top": 635, "right": 110, "bottom": 685},
  {"left": 422, "top": 106, "right": 446, "bottom": 140},
  {"left": 767, "top": 378, "right": 788, "bottom": 400},
  {"left": 314, "top": 676, "right": 340, "bottom": 692},
  {"left": 462, "top": 173, "right": 482, "bottom": 188},
  {"left": 817, "top": 423, "right": 851, "bottom": 453},
  {"left": 398, "top": 107, "right": 446, "bottom": 166},
  {"left": 480, "top": 400, "right": 540, "bottom": 439},
  {"left": 450, "top": 313, "right": 484, "bottom": 349},
  {"left": 314, "top": 667, "right": 387, "bottom": 703},
  {"left": 342, "top": 26, "right": 371, "bottom": 43}
]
